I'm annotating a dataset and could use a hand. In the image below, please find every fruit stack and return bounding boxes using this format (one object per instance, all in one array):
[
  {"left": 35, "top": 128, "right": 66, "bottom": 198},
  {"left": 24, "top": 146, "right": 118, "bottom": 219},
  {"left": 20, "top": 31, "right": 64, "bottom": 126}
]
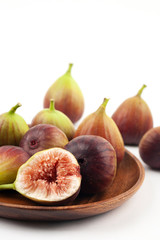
[{"left": 0, "top": 64, "right": 157, "bottom": 205}]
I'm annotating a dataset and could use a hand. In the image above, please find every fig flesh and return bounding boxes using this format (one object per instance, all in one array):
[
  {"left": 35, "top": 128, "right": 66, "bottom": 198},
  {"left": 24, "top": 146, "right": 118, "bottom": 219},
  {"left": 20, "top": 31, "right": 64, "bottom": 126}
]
[
  {"left": 0, "top": 146, "right": 30, "bottom": 184},
  {"left": 74, "top": 98, "right": 124, "bottom": 164},
  {"left": 139, "top": 127, "right": 160, "bottom": 169},
  {"left": 43, "top": 63, "right": 84, "bottom": 123},
  {"left": 20, "top": 124, "right": 69, "bottom": 156},
  {"left": 31, "top": 100, "right": 75, "bottom": 140},
  {"left": 65, "top": 135, "right": 117, "bottom": 195},
  {"left": 0, "top": 148, "right": 81, "bottom": 205},
  {"left": 112, "top": 85, "right": 153, "bottom": 145},
  {"left": 0, "top": 103, "right": 29, "bottom": 146}
]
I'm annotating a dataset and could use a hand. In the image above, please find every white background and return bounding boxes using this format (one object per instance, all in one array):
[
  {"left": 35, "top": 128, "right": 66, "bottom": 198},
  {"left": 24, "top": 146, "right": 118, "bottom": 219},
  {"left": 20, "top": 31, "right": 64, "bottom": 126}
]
[{"left": 0, "top": 0, "right": 160, "bottom": 239}]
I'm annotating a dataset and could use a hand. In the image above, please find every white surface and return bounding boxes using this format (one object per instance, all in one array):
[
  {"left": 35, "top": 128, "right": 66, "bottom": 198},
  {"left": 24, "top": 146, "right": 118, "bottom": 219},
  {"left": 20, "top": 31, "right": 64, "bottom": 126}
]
[{"left": 0, "top": 1, "right": 160, "bottom": 240}]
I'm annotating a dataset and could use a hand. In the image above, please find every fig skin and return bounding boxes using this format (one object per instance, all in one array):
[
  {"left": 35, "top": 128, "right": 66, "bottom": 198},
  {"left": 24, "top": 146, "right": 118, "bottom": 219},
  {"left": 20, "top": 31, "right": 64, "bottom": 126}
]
[
  {"left": 0, "top": 148, "right": 81, "bottom": 205},
  {"left": 0, "top": 146, "right": 30, "bottom": 184},
  {"left": 65, "top": 135, "right": 117, "bottom": 195},
  {"left": 0, "top": 103, "right": 29, "bottom": 146},
  {"left": 31, "top": 99, "right": 75, "bottom": 140},
  {"left": 139, "top": 127, "right": 160, "bottom": 169},
  {"left": 43, "top": 63, "right": 84, "bottom": 123},
  {"left": 112, "top": 85, "right": 153, "bottom": 145},
  {"left": 20, "top": 124, "right": 69, "bottom": 156},
  {"left": 74, "top": 98, "right": 124, "bottom": 164}
]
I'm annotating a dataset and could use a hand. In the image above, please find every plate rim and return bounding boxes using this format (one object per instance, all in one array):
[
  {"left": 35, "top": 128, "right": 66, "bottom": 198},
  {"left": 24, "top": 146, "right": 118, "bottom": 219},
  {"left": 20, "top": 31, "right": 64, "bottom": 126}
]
[{"left": 0, "top": 149, "right": 145, "bottom": 211}]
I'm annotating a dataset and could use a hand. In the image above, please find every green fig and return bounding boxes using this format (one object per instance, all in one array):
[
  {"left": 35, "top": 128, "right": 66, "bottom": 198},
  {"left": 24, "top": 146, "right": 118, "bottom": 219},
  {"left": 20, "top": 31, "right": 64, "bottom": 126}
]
[
  {"left": 31, "top": 99, "right": 75, "bottom": 140},
  {"left": 43, "top": 63, "right": 84, "bottom": 123},
  {"left": 0, "top": 103, "right": 29, "bottom": 146}
]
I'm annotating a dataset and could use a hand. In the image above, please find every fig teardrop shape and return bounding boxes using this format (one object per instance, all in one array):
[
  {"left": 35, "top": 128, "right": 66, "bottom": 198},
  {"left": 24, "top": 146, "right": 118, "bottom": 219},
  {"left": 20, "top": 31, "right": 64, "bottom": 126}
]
[
  {"left": 31, "top": 100, "right": 75, "bottom": 140},
  {"left": 112, "top": 85, "right": 153, "bottom": 145},
  {"left": 74, "top": 98, "right": 125, "bottom": 164},
  {"left": 43, "top": 63, "right": 84, "bottom": 123},
  {"left": 0, "top": 103, "right": 29, "bottom": 146}
]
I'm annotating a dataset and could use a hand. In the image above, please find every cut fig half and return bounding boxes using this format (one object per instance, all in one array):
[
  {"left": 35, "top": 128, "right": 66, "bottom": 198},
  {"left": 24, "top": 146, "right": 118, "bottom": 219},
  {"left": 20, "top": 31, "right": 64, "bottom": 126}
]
[{"left": 0, "top": 148, "right": 81, "bottom": 205}]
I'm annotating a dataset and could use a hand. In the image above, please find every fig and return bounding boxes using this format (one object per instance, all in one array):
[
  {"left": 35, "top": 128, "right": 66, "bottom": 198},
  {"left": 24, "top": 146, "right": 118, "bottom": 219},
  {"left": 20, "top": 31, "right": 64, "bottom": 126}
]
[
  {"left": 74, "top": 98, "right": 124, "bottom": 164},
  {"left": 65, "top": 135, "right": 117, "bottom": 195},
  {"left": 112, "top": 84, "right": 153, "bottom": 145},
  {"left": 0, "top": 146, "right": 30, "bottom": 184},
  {"left": 20, "top": 124, "right": 69, "bottom": 156},
  {"left": 0, "top": 148, "right": 81, "bottom": 205},
  {"left": 31, "top": 99, "right": 75, "bottom": 140},
  {"left": 139, "top": 127, "right": 160, "bottom": 169},
  {"left": 43, "top": 63, "right": 84, "bottom": 123},
  {"left": 0, "top": 103, "right": 29, "bottom": 146}
]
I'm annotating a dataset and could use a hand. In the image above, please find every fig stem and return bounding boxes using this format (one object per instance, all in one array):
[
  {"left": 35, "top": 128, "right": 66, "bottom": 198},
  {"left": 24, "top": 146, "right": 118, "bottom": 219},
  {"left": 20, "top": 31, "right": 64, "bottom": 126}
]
[
  {"left": 66, "top": 63, "right": 73, "bottom": 74},
  {"left": 136, "top": 84, "right": 147, "bottom": 97},
  {"left": 101, "top": 98, "right": 110, "bottom": 109},
  {"left": 9, "top": 103, "right": 22, "bottom": 114},
  {"left": 0, "top": 183, "right": 15, "bottom": 190},
  {"left": 49, "top": 99, "right": 55, "bottom": 111}
]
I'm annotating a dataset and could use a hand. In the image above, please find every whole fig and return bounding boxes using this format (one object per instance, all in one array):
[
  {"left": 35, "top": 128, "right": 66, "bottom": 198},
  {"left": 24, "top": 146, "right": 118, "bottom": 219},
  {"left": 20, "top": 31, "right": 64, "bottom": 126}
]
[
  {"left": 31, "top": 100, "right": 75, "bottom": 140},
  {"left": 0, "top": 145, "right": 30, "bottom": 184},
  {"left": 112, "top": 85, "right": 153, "bottom": 145},
  {"left": 20, "top": 124, "right": 69, "bottom": 156},
  {"left": 65, "top": 135, "right": 117, "bottom": 195},
  {"left": 0, "top": 103, "right": 29, "bottom": 146},
  {"left": 74, "top": 98, "right": 124, "bottom": 164},
  {"left": 139, "top": 127, "right": 160, "bottom": 169},
  {"left": 43, "top": 63, "right": 84, "bottom": 123}
]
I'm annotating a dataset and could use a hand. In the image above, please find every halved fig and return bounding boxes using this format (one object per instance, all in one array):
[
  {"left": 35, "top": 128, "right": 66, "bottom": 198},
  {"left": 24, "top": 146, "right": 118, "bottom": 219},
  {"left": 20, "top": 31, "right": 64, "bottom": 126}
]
[{"left": 0, "top": 148, "right": 81, "bottom": 205}]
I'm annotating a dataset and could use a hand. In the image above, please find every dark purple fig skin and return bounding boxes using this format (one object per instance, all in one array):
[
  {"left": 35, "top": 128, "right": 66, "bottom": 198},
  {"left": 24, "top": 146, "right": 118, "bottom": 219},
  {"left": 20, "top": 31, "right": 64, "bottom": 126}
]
[
  {"left": 20, "top": 124, "right": 68, "bottom": 156},
  {"left": 0, "top": 145, "right": 30, "bottom": 184},
  {"left": 65, "top": 135, "right": 117, "bottom": 195},
  {"left": 139, "top": 127, "right": 160, "bottom": 169}
]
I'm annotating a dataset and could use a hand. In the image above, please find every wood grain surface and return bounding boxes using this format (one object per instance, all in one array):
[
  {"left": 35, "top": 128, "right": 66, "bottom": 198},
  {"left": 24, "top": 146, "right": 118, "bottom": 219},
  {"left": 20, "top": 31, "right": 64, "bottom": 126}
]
[{"left": 0, "top": 149, "right": 145, "bottom": 221}]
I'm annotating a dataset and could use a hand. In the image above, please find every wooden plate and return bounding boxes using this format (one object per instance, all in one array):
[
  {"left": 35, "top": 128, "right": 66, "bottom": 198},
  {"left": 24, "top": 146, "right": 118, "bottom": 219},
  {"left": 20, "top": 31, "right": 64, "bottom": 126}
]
[{"left": 0, "top": 149, "right": 144, "bottom": 221}]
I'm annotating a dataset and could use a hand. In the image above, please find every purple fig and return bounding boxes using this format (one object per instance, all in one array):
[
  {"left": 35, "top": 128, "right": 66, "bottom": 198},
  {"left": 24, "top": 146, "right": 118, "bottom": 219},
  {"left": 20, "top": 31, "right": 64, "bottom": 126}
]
[
  {"left": 20, "top": 124, "right": 69, "bottom": 156},
  {"left": 65, "top": 135, "right": 117, "bottom": 195},
  {"left": 139, "top": 127, "right": 160, "bottom": 169}
]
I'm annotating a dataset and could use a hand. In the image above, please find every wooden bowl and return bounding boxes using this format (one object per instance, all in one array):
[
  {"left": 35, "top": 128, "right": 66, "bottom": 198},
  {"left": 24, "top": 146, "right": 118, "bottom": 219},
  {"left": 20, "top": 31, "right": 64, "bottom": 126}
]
[{"left": 0, "top": 149, "right": 144, "bottom": 221}]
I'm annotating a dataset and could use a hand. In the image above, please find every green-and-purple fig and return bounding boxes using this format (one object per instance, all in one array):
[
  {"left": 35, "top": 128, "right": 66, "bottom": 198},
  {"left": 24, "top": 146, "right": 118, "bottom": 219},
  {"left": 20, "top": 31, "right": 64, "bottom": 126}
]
[
  {"left": 43, "top": 63, "right": 84, "bottom": 123},
  {"left": 0, "top": 145, "right": 30, "bottom": 184},
  {"left": 74, "top": 98, "right": 125, "bottom": 164},
  {"left": 0, "top": 103, "right": 29, "bottom": 146},
  {"left": 112, "top": 85, "right": 153, "bottom": 145},
  {"left": 31, "top": 100, "right": 75, "bottom": 140}
]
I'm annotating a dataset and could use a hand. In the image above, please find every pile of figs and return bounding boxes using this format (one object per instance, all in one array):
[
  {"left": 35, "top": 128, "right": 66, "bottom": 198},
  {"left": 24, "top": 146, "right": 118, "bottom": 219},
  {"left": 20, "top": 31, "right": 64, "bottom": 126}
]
[{"left": 0, "top": 63, "right": 158, "bottom": 206}]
